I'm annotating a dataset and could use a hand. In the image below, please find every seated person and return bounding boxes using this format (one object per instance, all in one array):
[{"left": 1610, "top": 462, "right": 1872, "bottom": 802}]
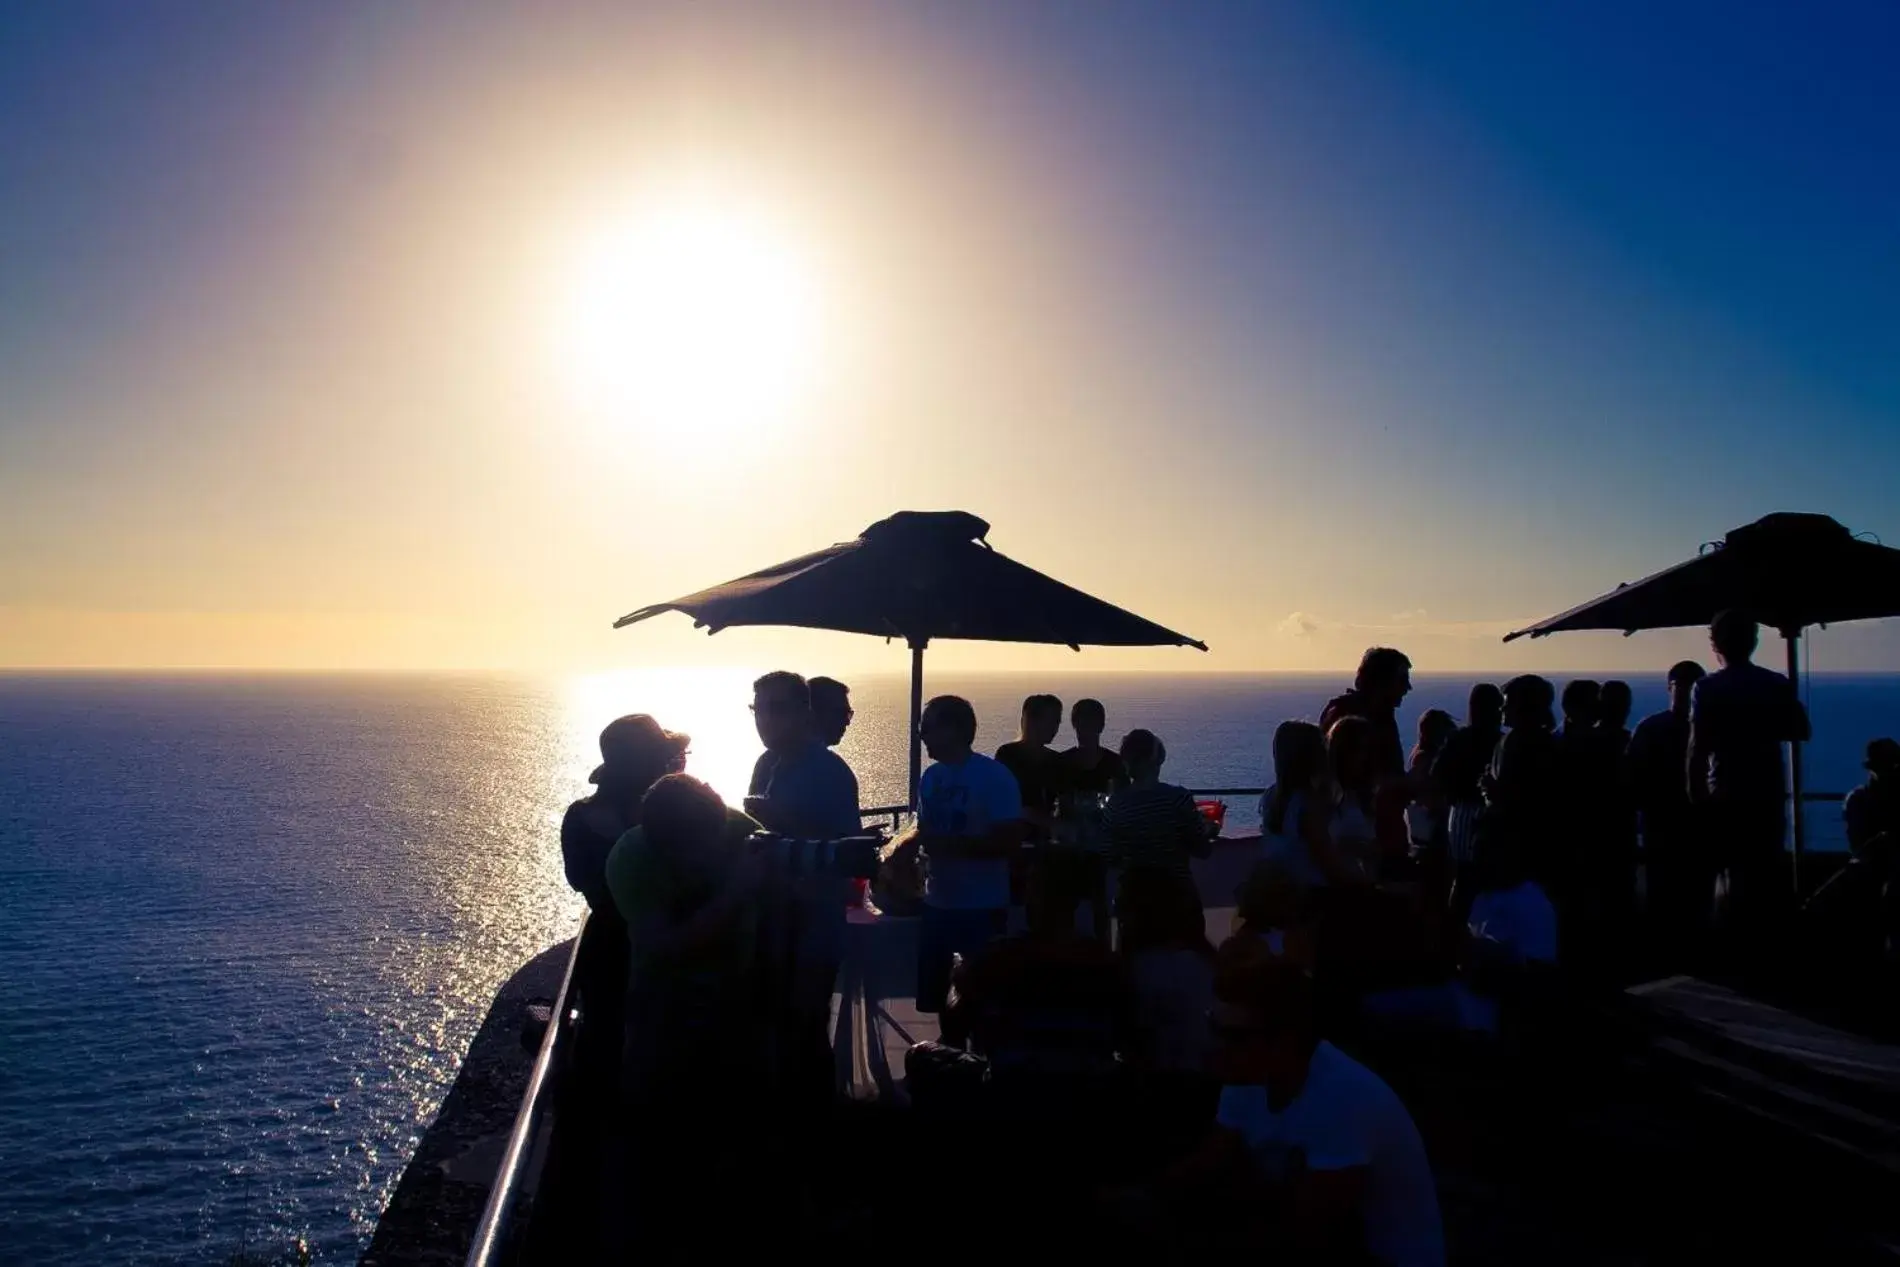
[
  {"left": 1145, "top": 937, "right": 1445, "bottom": 1264},
  {"left": 1360, "top": 836, "right": 1557, "bottom": 1037}
]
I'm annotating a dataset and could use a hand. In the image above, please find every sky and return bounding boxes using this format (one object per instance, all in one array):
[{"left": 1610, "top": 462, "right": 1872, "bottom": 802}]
[{"left": 3, "top": 1, "right": 1899, "bottom": 676}]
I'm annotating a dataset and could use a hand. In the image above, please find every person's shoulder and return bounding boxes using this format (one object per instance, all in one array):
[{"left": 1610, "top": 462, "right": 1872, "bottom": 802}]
[
  {"left": 1312, "top": 1041, "right": 1405, "bottom": 1111},
  {"left": 605, "top": 824, "right": 646, "bottom": 880},
  {"left": 724, "top": 805, "right": 760, "bottom": 842}
]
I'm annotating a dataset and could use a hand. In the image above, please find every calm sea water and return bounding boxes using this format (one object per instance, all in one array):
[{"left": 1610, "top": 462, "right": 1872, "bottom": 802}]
[{"left": 2, "top": 668, "right": 1893, "bottom": 1264}]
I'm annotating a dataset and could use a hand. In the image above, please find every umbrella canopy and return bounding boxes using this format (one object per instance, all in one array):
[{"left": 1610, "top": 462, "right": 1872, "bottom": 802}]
[
  {"left": 616, "top": 510, "right": 1206, "bottom": 805},
  {"left": 1502, "top": 511, "right": 1900, "bottom": 883},
  {"left": 1503, "top": 513, "right": 1900, "bottom": 642}
]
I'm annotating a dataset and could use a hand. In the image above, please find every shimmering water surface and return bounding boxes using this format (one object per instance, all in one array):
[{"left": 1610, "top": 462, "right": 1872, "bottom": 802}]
[{"left": 1, "top": 669, "right": 1892, "bottom": 1264}]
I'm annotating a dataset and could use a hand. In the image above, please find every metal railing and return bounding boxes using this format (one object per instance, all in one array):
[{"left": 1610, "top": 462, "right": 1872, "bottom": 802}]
[{"left": 464, "top": 912, "right": 588, "bottom": 1267}]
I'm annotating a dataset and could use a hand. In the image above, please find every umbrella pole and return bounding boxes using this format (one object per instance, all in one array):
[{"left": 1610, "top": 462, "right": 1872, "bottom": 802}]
[
  {"left": 1785, "top": 629, "right": 1805, "bottom": 894},
  {"left": 908, "top": 638, "right": 927, "bottom": 813}
]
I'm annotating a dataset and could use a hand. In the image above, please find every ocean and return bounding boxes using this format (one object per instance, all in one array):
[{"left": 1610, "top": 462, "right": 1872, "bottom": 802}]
[{"left": 2, "top": 668, "right": 1893, "bottom": 1264}]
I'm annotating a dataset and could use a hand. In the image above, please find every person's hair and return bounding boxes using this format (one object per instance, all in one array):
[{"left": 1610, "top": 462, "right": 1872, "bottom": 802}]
[
  {"left": 1120, "top": 728, "right": 1166, "bottom": 770},
  {"left": 1326, "top": 714, "right": 1376, "bottom": 795},
  {"left": 1265, "top": 720, "right": 1326, "bottom": 835},
  {"left": 922, "top": 695, "right": 978, "bottom": 744},
  {"left": 1468, "top": 682, "right": 1504, "bottom": 726},
  {"left": 752, "top": 670, "right": 810, "bottom": 708},
  {"left": 1022, "top": 693, "right": 1062, "bottom": 721},
  {"left": 808, "top": 676, "right": 850, "bottom": 710},
  {"left": 1667, "top": 660, "right": 1707, "bottom": 688},
  {"left": 1502, "top": 675, "right": 1556, "bottom": 731},
  {"left": 1599, "top": 680, "right": 1632, "bottom": 728},
  {"left": 1561, "top": 679, "right": 1601, "bottom": 724},
  {"left": 1212, "top": 935, "right": 1314, "bottom": 1035},
  {"left": 1355, "top": 647, "right": 1413, "bottom": 692},
  {"left": 1071, "top": 698, "right": 1106, "bottom": 730},
  {"left": 639, "top": 774, "right": 728, "bottom": 854},
  {"left": 1711, "top": 609, "right": 1759, "bottom": 661},
  {"left": 1415, "top": 708, "right": 1456, "bottom": 758}
]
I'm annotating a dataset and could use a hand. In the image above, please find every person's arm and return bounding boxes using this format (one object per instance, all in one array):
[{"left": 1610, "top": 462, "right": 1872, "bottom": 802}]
[{"left": 1686, "top": 682, "right": 1711, "bottom": 806}]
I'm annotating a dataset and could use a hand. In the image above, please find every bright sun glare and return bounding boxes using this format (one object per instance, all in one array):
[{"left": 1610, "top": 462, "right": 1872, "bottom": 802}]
[{"left": 555, "top": 191, "right": 826, "bottom": 446}]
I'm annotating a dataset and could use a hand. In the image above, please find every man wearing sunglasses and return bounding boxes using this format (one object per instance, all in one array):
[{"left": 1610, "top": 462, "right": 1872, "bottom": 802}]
[{"left": 745, "top": 670, "right": 862, "bottom": 841}]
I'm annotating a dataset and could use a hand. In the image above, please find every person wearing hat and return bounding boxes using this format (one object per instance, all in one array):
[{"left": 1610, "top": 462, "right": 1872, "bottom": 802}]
[{"left": 1845, "top": 738, "right": 1900, "bottom": 859}]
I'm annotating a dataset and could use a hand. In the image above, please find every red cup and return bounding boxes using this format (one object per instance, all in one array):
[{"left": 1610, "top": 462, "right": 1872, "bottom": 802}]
[
  {"left": 848, "top": 876, "right": 870, "bottom": 909},
  {"left": 1195, "top": 800, "right": 1228, "bottom": 835}
]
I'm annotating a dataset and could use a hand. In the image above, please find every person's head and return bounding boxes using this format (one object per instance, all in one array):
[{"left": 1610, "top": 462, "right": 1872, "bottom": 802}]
[
  {"left": 1501, "top": 675, "right": 1556, "bottom": 732},
  {"left": 1326, "top": 715, "right": 1377, "bottom": 795},
  {"left": 1666, "top": 660, "right": 1706, "bottom": 716},
  {"left": 1865, "top": 738, "right": 1900, "bottom": 782},
  {"left": 1468, "top": 682, "right": 1505, "bottom": 729},
  {"left": 808, "top": 677, "right": 852, "bottom": 747},
  {"left": 1019, "top": 694, "right": 1063, "bottom": 746},
  {"left": 1561, "top": 679, "right": 1601, "bottom": 728},
  {"left": 1415, "top": 708, "right": 1457, "bottom": 758},
  {"left": 1711, "top": 609, "right": 1760, "bottom": 666},
  {"left": 1599, "top": 680, "right": 1632, "bottom": 730},
  {"left": 639, "top": 773, "right": 728, "bottom": 861},
  {"left": 1209, "top": 935, "right": 1317, "bottom": 1086},
  {"left": 1271, "top": 720, "right": 1327, "bottom": 795},
  {"left": 1353, "top": 647, "right": 1414, "bottom": 711},
  {"left": 1071, "top": 698, "right": 1107, "bottom": 746},
  {"left": 920, "top": 695, "right": 978, "bottom": 763},
  {"left": 590, "top": 714, "right": 689, "bottom": 799},
  {"left": 1120, "top": 728, "right": 1167, "bottom": 782},
  {"left": 751, "top": 671, "right": 811, "bottom": 750}
]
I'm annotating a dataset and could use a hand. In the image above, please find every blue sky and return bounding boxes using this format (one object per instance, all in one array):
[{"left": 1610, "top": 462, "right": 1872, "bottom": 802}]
[{"left": 2, "top": 2, "right": 1898, "bottom": 672}]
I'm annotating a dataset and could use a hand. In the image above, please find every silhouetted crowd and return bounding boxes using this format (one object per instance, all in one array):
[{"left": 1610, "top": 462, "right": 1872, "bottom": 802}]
[{"left": 551, "top": 608, "right": 1900, "bottom": 1264}]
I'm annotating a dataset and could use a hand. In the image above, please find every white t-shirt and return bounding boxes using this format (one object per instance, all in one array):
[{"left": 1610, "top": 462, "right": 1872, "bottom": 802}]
[
  {"left": 919, "top": 752, "right": 1022, "bottom": 910},
  {"left": 1456, "top": 881, "right": 1558, "bottom": 1033},
  {"left": 1216, "top": 1042, "right": 1445, "bottom": 1267}
]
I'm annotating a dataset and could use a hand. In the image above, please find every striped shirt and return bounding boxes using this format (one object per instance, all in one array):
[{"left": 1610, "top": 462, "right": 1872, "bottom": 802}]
[{"left": 1104, "top": 782, "right": 1205, "bottom": 884}]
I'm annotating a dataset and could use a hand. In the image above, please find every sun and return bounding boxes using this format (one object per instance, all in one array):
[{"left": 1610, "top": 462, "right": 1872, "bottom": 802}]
[{"left": 553, "top": 191, "right": 826, "bottom": 445}]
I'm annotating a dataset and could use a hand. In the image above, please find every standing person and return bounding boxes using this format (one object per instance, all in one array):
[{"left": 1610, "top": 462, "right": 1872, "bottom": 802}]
[
  {"left": 1594, "top": 680, "right": 1639, "bottom": 945},
  {"left": 1325, "top": 717, "right": 1384, "bottom": 885},
  {"left": 1431, "top": 684, "right": 1504, "bottom": 907},
  {"left": 1552, "top": 680, "right": 1609, "bottom": 950},
  {"left": 1056, "top": 698, "right": 1127, "bottom": 939},
  {"left": 1406, "top": 709, "right": 1457, "bottom": 865},
  {"left": 996, "top": 694, "right": 1066, "bottom": 829},
  {"left": 740, "top": 671, "right": 861, "bottom": 1113},
  {"left": 1259, "top": 720, "right": 1337, "bottom": 891},
  {"left": 1483, "top": 676, "right": 1562, "bottom": 900},
  {"left": 1105, "top": 729, "right": 1213, "bottom": 945},
  {"left": 744, "top": 671, "right": 861, "bottom": 839},
  {"left": 560, "top": 715, "right": 690, "bottom": 1078},
  {"left": 1321, "top": 648, "right": 1415, "bottom": 860},
  {"left": 809, "top": 676, "right": 854, "bottom": 748},
  {"left": 1688, "top": 611, "right": 1811, "bottom": 943},
  {"left": 914, "top": 696, "right": 1026, "bottom": 1016},
  {"left": 1628, "top": 661, "right": 1710, "bottom": 952}
]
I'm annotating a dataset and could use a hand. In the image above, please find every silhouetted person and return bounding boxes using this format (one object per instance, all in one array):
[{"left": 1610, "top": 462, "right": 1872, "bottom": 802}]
[
  {"left": 745, "top": 670, "right": 861, "bottom": 839},
  {"left": 1483, "top": 675, "right": 1561, "bottom": 900},
  {"left": 560, "top": 715, "right": 689, "bottom": 1079},
  {"left": 1595, "top": 680, "right": 1639, "bottom": 952},
  {"left": 1105, "top": 730, "right": 1211, "bottom": 934},
  {"left": 915, "top": 695, "right": 1026, "bottom": 1015},
  {"left": 809, "top": 676, "right": 853, "bottom": 748},
  {"left": 996, "top": 693, "right": 1065, "bottom": 831},
  {"left": 1055, "top": 698, "right": 1125, "bottom": 939},
  {"left": 1688, "top": 611, "right": 1811, "bottom": 941},
  {"left": 1629, "top": 661, "right": 1710, "bottom": 950},
  {"left": 1805, "top": 738, "right": 1900, "bottom": 964},
  {"left": 1260, "top": 720, "right": 1334, "bottom": 890},
  {"left": 1432, "top": 684, "right": 1504, "bottom": 906},
  {"left": 1407, "top": 708, "right": 1457, "bottom": 863},
  {"left": 1553, "top": 680, "right": 1615, "bottom": 954},
  {"left": 1321, "top": 647, "right": 1414, "bottom": 856}
]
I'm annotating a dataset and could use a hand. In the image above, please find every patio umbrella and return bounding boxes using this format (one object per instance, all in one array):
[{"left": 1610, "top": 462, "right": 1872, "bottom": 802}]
[
  {"left": 1503, "top": 511, "right": 1900, "bottom": 877},
  {"left": 614, "top": 510, "right": 1207, "bottom": 806}
]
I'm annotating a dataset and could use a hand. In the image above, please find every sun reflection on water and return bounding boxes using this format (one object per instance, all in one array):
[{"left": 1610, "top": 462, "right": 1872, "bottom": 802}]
[{"left": 562, "top": 666, "right": 766, "bottom": 806}]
